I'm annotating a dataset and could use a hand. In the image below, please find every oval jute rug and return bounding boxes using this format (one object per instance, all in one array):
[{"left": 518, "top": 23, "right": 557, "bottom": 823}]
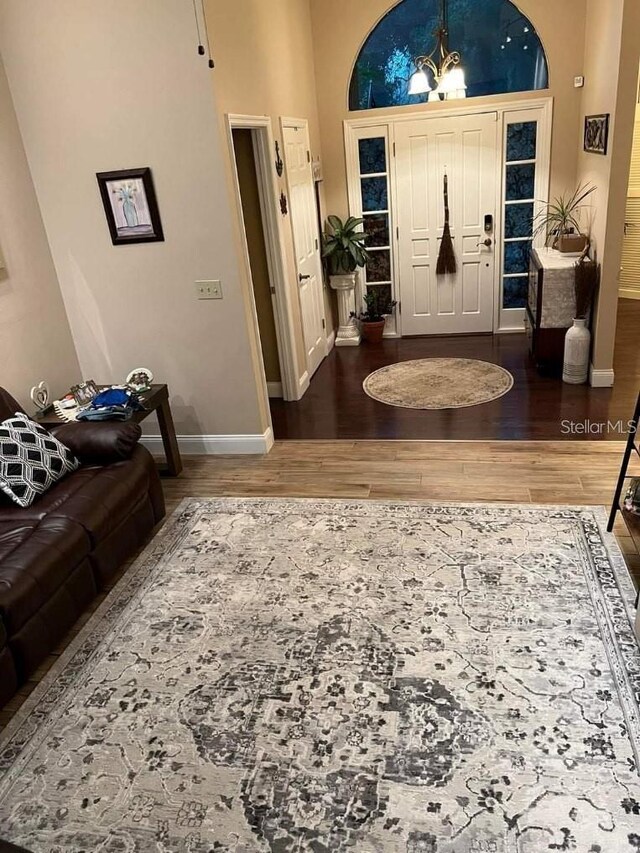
[{"left": 363, "top": 358, "right": 514, "bottom": 410}]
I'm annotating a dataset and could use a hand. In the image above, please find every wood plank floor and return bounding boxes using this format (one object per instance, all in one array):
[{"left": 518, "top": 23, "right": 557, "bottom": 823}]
[
  {"left": 271, "top": 298, "right": 640, "bottom": 441},
  {"left": 2, "top": 439, "right": 639, "bottom": 728}
]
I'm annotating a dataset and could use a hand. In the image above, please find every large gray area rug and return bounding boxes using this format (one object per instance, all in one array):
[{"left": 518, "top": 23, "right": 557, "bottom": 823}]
[
  {"left": 0, "top": 498, "right": 639, "bottom": 852},
  {"left": 363, "top": 358, "right": 514, "bottom": 409}
]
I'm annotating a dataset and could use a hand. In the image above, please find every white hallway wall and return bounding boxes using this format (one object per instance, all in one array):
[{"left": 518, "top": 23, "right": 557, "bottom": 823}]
[{"left": 0, "top": 0, "right": 269, "bottom": 446}]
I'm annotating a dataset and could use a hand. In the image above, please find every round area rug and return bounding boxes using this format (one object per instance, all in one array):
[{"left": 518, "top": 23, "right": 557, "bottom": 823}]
[{"left": 363, "top": 358, "right": 514, "bottom": 410}]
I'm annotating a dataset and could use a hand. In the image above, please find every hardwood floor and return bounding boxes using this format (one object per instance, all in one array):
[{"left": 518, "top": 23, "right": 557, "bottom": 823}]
[
  {"left": 2, "top": 438, "right": 639, "bottom": 728},
  {"left": 271, "top": 298, "right": 640, "bottom": 441}
]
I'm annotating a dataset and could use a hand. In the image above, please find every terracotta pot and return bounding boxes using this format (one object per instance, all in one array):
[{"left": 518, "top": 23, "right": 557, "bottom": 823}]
[{"left": 361, "top": 320, "right": 386, "bottom": 344}]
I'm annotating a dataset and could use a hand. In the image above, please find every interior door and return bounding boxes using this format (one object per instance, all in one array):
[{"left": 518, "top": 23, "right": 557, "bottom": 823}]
[
  {"left": 395, "top": 112, "right": 499, "bottom": 335},
  {"left": 281, "top": 119, "right": 327, "bottom": 379}
]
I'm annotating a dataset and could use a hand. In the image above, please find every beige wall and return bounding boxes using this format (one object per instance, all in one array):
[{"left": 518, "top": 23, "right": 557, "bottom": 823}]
[
  {"left": 205, "top": 0, "right": 336, "bottom": 361},
  {"left": 576, "top": 0, "right": 640, "bottom": 374},
  {"left": 0, "top": 57, "right": 80, "bottom": 408},
  {"left": 0, "top": 0, "right": 269, "bottom": 439},
  {"left": 310, "top": 0, "right": 587, "bottom": 221}
]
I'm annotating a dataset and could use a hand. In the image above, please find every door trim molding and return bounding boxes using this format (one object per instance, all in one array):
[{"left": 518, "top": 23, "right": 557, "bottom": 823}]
[
  {"left": 344, "top": 96, "right": 554, "bottom": 337},
  {"left": 226, "top": 114, "right": 301, "bottom": 406}
]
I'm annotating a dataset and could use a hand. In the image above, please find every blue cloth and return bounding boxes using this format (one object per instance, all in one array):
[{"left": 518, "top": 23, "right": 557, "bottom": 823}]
[{"left": 76, "top": 387, "right": 145, "bottom": 422}]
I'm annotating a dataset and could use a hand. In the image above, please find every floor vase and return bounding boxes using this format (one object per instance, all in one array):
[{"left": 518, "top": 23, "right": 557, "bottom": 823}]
[{"left": 563, "top": 318, "right": 590, "bottom": 384}]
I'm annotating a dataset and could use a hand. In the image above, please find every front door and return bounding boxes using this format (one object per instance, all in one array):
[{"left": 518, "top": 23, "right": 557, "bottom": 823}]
[
  {"left": 395, "top": 112, "right": 499, "bottom": 335},
  {"left": 281, "top": 119, "right": 327, "bottom": 379}
]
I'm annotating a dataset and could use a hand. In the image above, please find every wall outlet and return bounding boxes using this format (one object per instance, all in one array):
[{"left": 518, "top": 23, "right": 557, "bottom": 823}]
[
  {"left": 574, "top": 76, "right": 585, "bottom": 88},
  {"left": 196, "top": 280, "right": 223, "bottom": 300}
]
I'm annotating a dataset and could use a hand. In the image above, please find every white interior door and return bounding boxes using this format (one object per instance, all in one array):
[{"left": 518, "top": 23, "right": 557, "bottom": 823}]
[
  {"left": 281, "top": 119, "right": 327, "bottom": 379},
  {"left": 395, "top": 113, "right": 499, "bottom": 335}
]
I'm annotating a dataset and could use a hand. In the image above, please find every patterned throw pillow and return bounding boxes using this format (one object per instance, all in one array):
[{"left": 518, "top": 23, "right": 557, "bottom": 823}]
[{"left": 0, "top": 413, "right": 79, "bottom": 508}]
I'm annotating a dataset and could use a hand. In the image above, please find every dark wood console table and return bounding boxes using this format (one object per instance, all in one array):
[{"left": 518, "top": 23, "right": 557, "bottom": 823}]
[{"left": 36, "top": 384, "right": 182, "bottom": 477}]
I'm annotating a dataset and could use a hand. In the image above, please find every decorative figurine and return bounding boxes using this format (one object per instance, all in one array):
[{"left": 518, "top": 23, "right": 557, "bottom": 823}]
[
  {"left": 126, "top": 368, "right": 153, "bottom": 393},
  {"left": 30, "top": 381, "right": 50, "bottom": 412}
]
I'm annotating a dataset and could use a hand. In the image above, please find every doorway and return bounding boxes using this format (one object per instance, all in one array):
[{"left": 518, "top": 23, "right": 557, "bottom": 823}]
[
  {"left": 344, "top": 98, "right": 552, "bottom": 337},
  {"left": 395, "top": 112, "right": 499, "bottom": 335},
  {"left": 232, "top": 128, "right": 283, "bottom": 398}
]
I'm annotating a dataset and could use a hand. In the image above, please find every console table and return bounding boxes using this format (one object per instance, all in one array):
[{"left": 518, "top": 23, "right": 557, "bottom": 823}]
[
  {"left": 526, "top": 247, "right": 580, "bottom": 373},
  {"left": 36, "top": 384, "right": 182, "bottom": 477}
]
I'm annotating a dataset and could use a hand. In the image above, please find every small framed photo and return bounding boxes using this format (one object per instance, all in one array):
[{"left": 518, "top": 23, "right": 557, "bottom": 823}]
[
  {"left": 96, "top": 167, "right": 164, "bottom": 245},
  {"left": 584, "top": 114, "right": 609, "bottom": 156}
]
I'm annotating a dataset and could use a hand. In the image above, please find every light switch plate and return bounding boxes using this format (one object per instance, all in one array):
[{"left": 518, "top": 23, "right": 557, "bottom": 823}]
[
  {"left": 196, "top": 280, "right": 223, "bottom": 300},
  {"left": 574, "top": 76, "right": 585, "bottom": 88}
]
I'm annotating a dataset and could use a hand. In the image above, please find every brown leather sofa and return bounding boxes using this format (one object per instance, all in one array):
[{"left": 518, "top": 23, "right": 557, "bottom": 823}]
[{"left": 0, "top": 387, "right": 165, "bottom": 708}]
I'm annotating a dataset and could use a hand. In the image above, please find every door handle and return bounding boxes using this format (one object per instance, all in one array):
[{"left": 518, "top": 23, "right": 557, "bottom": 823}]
[
  {"left": 299, "top": 274, "right": 311, "bottom": 282},
  {"left": 477, "top": 238, "right": 493, "bottom": 248}
]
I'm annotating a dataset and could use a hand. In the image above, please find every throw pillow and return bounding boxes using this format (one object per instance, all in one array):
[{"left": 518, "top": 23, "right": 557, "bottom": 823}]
[{"left": 0, "top": 413, "right": 79, "bottom": 508}]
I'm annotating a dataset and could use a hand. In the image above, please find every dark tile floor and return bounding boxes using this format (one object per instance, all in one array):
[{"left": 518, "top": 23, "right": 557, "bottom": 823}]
[{"left": 271, "top": 299, "right": 640, "bottom": 441}]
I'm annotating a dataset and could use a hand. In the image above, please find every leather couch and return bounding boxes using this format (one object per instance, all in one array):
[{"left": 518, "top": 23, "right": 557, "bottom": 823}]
[{"left": 0, "top": 387, "right": 165, "bottom": 707}]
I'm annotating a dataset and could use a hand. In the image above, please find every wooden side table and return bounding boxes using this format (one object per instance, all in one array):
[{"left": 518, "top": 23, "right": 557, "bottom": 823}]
[{"left": 35, "top": 384, "right": 183, "bottom": 477}]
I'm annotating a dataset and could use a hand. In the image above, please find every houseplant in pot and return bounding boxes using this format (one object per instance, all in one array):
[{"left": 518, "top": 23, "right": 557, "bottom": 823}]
[
  {"left": 533, "top": 183, "right": 596, "bottom": 254},
  {"left": 323, "top": 216, "right": 371, "bottom": 347},
  {"left": 563, "top": 253, "right": 600, "bottom": 384},
  {"left": 353, "top": 288, "right": 397, "bottom": 344}
]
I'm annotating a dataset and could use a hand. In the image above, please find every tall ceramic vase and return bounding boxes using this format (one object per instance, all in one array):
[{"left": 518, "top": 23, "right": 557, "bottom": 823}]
[{"left": 563, "top": 318, "right": 590, "bottom": 384}]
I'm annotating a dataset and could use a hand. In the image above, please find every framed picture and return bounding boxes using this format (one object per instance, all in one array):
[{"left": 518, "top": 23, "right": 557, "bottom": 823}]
[
  {"left": 96, "top": 167, "right": 164, "bottom": 245},
  {"left": 584, "top": 114, "right": 610, "bottom": 156}
]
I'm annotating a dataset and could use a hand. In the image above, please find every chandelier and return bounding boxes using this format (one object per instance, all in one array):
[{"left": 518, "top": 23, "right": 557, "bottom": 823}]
[{"left": 408, "top": 0, "right": 467, "bottom": 101}]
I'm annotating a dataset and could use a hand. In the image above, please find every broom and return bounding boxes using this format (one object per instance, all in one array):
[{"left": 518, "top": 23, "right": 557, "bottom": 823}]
[{"left": 436, "top": 172, "right": 457, "bottom": 276}]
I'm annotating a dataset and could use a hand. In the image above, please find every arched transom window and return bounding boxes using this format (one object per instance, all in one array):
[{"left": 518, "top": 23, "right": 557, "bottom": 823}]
[{"left": 350, "top": 0, "right": 548, "bottom": 111}]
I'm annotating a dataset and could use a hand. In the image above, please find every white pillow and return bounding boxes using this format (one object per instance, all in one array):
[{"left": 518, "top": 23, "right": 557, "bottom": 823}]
[{"left": 0, "top": 413, "right": 79, "bottom": 508}]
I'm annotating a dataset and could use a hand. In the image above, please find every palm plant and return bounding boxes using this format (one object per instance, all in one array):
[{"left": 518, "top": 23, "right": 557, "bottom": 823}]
[
  {"left": 322, "top": 216, "right": 371, "bottom": 275},
  {"left": 533, "top": 183, "right": 596, "bottom": 248}
]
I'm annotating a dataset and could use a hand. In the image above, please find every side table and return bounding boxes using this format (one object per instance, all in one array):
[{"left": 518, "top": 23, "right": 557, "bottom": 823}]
[{"left": 35, "top": 384, "right": 183, "bottom": 477}]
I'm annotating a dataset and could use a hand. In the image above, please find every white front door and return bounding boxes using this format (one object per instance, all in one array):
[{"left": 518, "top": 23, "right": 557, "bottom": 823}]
[
  {"left": 395, "top": 113, "right": 499, "bottom": 335},
  {"left": 281, "top": 119, "right": 327, "bottom": 379}
]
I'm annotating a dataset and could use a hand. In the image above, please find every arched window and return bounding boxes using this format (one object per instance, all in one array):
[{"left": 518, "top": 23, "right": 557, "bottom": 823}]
[{"left": 350, "top": 0, "right": 548, "bottom": 111}]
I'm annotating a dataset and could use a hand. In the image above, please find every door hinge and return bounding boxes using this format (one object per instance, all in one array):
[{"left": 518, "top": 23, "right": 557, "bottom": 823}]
[
  {"left": 396, "top": 226, "right": 399, "bottom": 240},
  {"left": 393, "top": 142, "right": 396, "bottom": 157},
  {"left": 322, "top": 318, "right": 326, "bottom": 329},
  {"left": 307, "top": 150, "right": 311, "bottom": 163},
  {"left": 270, "top": 286, "right": 276, "bottom": 295},
  {"left": 398, "top": 301, "right": 402, "bottom": 313},
  {"left": 315, "top": 238, "right": 319, "bottom": 250}
]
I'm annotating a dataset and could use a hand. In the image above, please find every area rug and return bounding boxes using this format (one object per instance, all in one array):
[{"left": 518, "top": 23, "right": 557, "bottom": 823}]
[
  {"left": 0, "top": 499, "right": 639, "bottom": 853},
  {"left": 363, "top": 358, "right": 514, "bottom": 409}
]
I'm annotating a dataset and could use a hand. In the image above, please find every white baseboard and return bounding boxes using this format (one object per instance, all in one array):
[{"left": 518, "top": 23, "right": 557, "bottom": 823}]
[
  {"left": 589, "top": 366, "right": 615, "bottom": 388},
  {"left": 267, "top": 381, "right": 283, "bottom": 399},
  {"left": 142, "top": 427, "right": 274, "bottom": 456},
  {"left": 620, "top": 288, "right": 640, "bottom": 300},
  {"left": 297, "top": 370, "right": 310, "bottom": 399},
  {"left": 326, "top": 330, "right": 336, "bottom": 353}
]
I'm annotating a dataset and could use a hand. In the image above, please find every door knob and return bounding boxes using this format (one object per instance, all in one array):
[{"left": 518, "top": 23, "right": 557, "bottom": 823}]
[
  {"left": 299, "top": 274, "right": 311, "bottom": 282},
  {"left": 477, "top": 238, "right": 493, "bottom": 248}
]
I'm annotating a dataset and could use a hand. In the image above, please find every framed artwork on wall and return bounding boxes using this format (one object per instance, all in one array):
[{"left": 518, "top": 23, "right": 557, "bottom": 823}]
[
  {"left": 96, "top": 167, "right": 164, "bottom": 245},
  {"left": 584, "top": 114, "right": 610, "bottom": 156}
]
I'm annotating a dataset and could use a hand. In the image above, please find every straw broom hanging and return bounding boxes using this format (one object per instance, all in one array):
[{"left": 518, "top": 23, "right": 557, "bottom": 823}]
[{"left": 436, "top": 172, "right": 457, "bottom": 275}]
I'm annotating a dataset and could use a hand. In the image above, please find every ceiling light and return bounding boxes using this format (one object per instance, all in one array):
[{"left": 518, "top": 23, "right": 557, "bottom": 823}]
[{"left": 409, "top": 0, "right": 466, "bottom": 102}]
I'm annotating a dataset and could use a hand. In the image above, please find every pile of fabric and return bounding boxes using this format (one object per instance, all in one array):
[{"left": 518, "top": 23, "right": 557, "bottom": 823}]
[{"left": 76, "top": 387, "right": 144, "bottom": 422}]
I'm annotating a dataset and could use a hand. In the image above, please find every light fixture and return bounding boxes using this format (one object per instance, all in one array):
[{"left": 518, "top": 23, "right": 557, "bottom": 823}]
[{"left": 408, "top": 0, "right": 466, "bottom": 101}]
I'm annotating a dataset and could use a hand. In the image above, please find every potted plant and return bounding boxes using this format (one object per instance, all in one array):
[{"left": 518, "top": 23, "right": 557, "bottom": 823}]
[
  {"left": 322, "top": 215, "right": 371, "bottom": 277},
  {"left": 322, "top": 215, "right": 371, "bottom": 347},
  {"left": 353, "top": 288, "right": 397, "bottom": 344},
  {"left": 533, "top": 183, "right": 596, "bottom": 254}
]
